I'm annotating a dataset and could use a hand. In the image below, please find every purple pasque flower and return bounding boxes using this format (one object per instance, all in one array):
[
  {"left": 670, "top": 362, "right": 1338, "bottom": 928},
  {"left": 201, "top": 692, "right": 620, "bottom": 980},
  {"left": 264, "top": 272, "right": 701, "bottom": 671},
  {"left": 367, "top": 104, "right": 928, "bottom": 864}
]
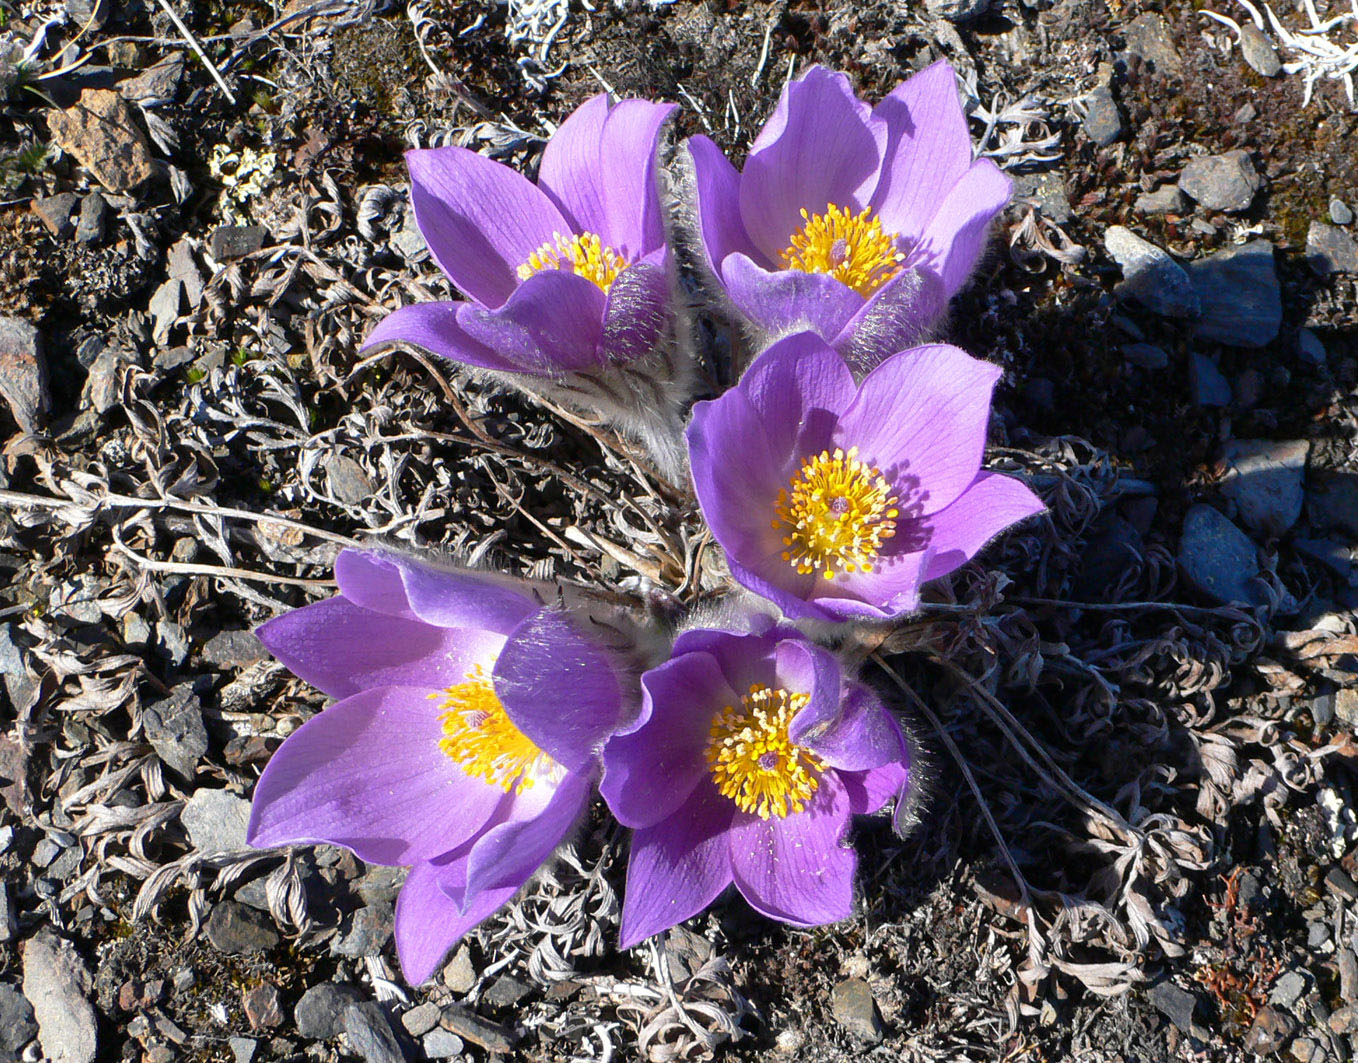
[
  {"left": 682, "top": 61, "right": 1008, "bottom": 370},
  {"left": 601, "top": 623, "right": 910, "bottom": 946},
  {"left": 686, "top": 332, "right": 1044, "bottom": 622},
  {"left": 363, "top": 93, "right": 677, "bottom": 378},
  {"left": 247, "top": 549, "right": 629, "bottom": 984}
]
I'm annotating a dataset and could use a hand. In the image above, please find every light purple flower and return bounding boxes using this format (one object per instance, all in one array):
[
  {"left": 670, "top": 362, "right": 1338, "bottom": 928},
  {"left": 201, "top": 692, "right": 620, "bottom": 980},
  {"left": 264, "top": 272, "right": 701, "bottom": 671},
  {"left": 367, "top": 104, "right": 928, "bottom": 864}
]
[
  {"left": 686, "top": 332, "right": 1044, "bottom": 622},
  {"left": 362, "top": 94, "right": 677, "bottom": 378},
  {"left": 683, "top": 61, "right": 1009, "bottom": 368},
  {"left": 247, "top": 549, "right": 628, "bottom": 984},
  {"left": 601, "top": 623, "right": 909, "bottom": 947}
]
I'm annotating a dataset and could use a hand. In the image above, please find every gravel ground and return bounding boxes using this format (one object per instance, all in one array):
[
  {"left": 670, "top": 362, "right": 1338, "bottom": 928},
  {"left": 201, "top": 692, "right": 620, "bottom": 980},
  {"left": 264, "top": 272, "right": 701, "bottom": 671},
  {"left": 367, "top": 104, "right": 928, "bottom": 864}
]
[{"left": 1, "top": 0, "right": 1357, "bottom": 1061}]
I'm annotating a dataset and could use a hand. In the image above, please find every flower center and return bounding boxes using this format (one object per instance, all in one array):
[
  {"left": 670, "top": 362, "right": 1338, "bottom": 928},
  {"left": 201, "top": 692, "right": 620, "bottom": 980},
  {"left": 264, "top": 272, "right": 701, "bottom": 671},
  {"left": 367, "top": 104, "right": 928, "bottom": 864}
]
[
  {"left": 779, "top": 204, "right": 903, "bottom": 297},
  {"left": 432, "top": 665, "right": 555, "bottom": 793},
  {"left": 517, "top": 231, "right": 628, "bottom": 292},
  {"left": 773, "top": 446, "right": 899, "bottom": 580},
  {"left": 705, "top": 685, "right": 825, "bottom": 820}
]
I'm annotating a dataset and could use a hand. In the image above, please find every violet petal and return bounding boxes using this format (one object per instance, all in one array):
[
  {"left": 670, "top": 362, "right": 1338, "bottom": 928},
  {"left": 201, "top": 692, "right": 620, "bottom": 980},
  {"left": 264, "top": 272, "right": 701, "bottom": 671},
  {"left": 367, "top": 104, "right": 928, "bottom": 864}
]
[
  {"left": 456, "top": 269, "right": 608, "bottom": 374},
  {"left": 395, "top": 854, "right": 518, "bottom": 985},
  {"left": 869, "top": 60, "right": 973, "bottom": 241},
  {"left": 359, "top": 301, "right": 524, "bottom": 374},
  {"left": 463, "top": 770, "right": 592, "bottom": 897},
  {"left": 915, "top": 158, "right": 1012, "bottom": 297},
  {"left": 740, "top": 67, "right": 885, "bottom": 263},
  {"left": 619, "top": 784, "right": 734, "bottom": 949},
  {"left": 921, "top": 471, "right": 1045, "bottom": 582},
  {"left": 255, "top": 598, "right": 504, "bottom": 701},
  {"left": 834, "top": 343, "right": 1001, "bottom": 516},
  {"left": 601, "top": 650, "right": 741, "bottom": 829},
  {"left": 792, "top": 682, "right": 905, "bottom": 772},
  {"left": 247, "top": 685, "right": 511, "bottom": 865},
  {"left": 728, "top": 777, "right": 855, "bottom": 926},
  {"left": 686, "top": 134, "right": 754, "bottom": 272},
  {"left": 720, "top": 254, "right": 865, "bottom": 346},
  {"left": 601, "top": 260, "right": 672, "bottom": 366},
  {"left": 840, "top": 759, "right": 910, "bottom": 817},
  {"left": 536, "top": 93, "right": 611, "bottom": 237},
  {"left": 407, "top": 146, "right": 569, "bottom": 309},
  {"left": 600, "top": 98, "right": 678, "bottom": 256},
  {"left": 494, "top": 609, "right": 623, "bottom": 771}
]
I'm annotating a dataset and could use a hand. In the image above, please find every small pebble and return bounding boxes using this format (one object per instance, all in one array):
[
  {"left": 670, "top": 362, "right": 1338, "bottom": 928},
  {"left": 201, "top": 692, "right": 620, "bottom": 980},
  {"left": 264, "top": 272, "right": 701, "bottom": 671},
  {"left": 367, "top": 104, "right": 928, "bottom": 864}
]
[
  {"left": 830, "top": 979, "right": 884, "bottom": 1044},
  {"left": 1243, "top": 1005, "right": 1297, "bottom": 1055},
  {"left": 1331, "top": 197, "right": 1355, "bottom": 226},
  {"left": 1326, "top": 867, "right": 1358, "bottom": 900},
  {"left": 1329, "top": 1003, "right": 1358, "bottom": 1035},
  {"left": 422, "top": 1028, "right": 463, "bottom": 1059},
  {"left": 401, "top": 1002, "right": 440, "bottom": 1038}
]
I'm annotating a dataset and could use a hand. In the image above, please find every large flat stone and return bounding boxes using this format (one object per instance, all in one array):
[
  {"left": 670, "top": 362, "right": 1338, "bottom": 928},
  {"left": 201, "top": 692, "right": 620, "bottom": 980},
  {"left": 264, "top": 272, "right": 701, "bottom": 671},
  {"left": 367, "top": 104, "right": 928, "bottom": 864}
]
[
  {"left": 46, "top": 88, "right": 156, "bottom": 193},
  {"left": 0, "top": 317, "right": 49, "bottom": 433},
  {"left": 1178, "top": 504, "right": 1264, "bottom": 606},
  {"left": 1186, "top": 240, "right": 1281, "bottom": 347},
  {"left": 1220, "top": 439, "right": 1308, "bottom": 537}
]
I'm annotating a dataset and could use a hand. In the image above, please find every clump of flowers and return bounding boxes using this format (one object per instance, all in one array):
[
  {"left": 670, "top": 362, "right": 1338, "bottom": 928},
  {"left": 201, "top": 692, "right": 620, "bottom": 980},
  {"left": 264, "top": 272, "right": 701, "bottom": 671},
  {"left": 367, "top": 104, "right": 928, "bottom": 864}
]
[{"left": 248, "top": 60, "right": 1044, "bottom": 989}]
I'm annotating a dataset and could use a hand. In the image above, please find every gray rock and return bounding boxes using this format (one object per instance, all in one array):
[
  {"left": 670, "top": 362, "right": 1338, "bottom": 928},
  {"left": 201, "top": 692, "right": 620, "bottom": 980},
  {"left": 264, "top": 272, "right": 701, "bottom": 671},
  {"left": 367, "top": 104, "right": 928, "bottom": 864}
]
[
  {"left": 924, "top": 0, "right": 989, "bottom": 21},
  {"left": 167, "top": 238, "right": 203, "bottom": 308},
  {"left": 1331, "top": 197, "right": 1355, "bottom": 226},
  {"left": 1123, "top": 343, "right": 1168, "bottom": 369},
  {"left": 209, "top": 225, "right": 267, "bottom": 261},
  {"left": 1336, "top": 690, "right": 1358, "bottom": 730},
  {"left": 1310, "top": 474, "right": 1358, "bottom": 536},
  {"left": 119, "top": 54, "right": 184, "bottom": 106},
  {"left": 1295, "top": 538, "right": 1358, "bottom": 585},
  {"left": 1244, "top": 1005, "right": 1297, "bottom": 1055},
  {"left": 242, "top": 983, "right": 283, "bottom": 1030},
  {"left": 181, "top": 788, "right": 251, "bottom": 853},
  {"left": 1123, "top": 13, "right": 1182, "bottom": 74},
  {"left": 1082, "top": 85, "right": 1123, "bottom": 146},
  {"left": 81, "top": 346, "right": 122, "bottom": 415},
  {"left": 153, "top": 619, "right": 191, "bottom": 668},
  {"left": 65, "top": 0, "right": 110, "bottom": 30},
  {"left": 1012, "top": 171, "right": 1072, "bottom": 223},
  {"left": 22, "top": 929, "right": 98, "bottom": 1063},
  {"left": 483, "top": 975, "right": 532, "bottom": 1009},
  {"left": 75, "top": 193, "right": 108, "bottom": 246},
  {"left": 439, "top": 1006, "right": 518, "bottom": 1053},
  {"left": 1234, "top": 101, "right": 1257, "bottom": 124},
  {"left": 830, "top": 979, "right": 883, "bottom": 1043},
  {"left": 143, "top": 685, "right": 208, "bottom": 780},
  {"left": 1105, "top": 226, "right": 1199, "bottom": 318},
  {"left": 1178, "top": 504, "right": 1263, "bottom": 606},
  {"left": 32, "top": 193, "right": 79, "bottom": 238},
  {"left": 1340, "top": 948, "right": 1358, "bottom": 1002},
  {"left": 0, "top": 984, "right": 38, "bottom": 1060},
  {"left": 1310, "top": 692, "right": 1336, "bottom": 727},
  {"left": 400, "top": 1003, "right": 440, "bottom": 1038},
  {"left": 0, "top": 316, "right": 50, "bottom": 433},
  {"left": 1135, "top": 185, "right": 1188, "bottom": 215},
  {"left": 390, "top": 212, "right": 426, "bottom": 261},
  {"left": 294, "top": 983, "right": 363, "bottom": 1041},
  {"left": 1297, "top": 328, "right": 1327, "bottom": 366},
  {"left": 201, "top": 629, "right": 266, "bottom": 669},
  {"left": 206, "top": 902, "right": 279, "bottom": 955},
  {"left": 442, "top": 945, "right": 476, "bottom": 993},
  {"left": 153, "top": 346, "right": 195, "bottom": 371},
  {"left": 1329, "top": 1004, "right": 1358, "bottom": 1034},
  {"left": 332, "top": 903, "right": 393, "bottom": 959},
  {"left": 1190, "top": 353, "right": 1231, "bottom": 407},
  {"left": 343, "top": 1003, "right": 406, "bottom": 1063},
  {"left": 1220, "top": 439, "right": 1308, "bottom": 536},
  {"left": 149, "top": 279, "right": 183, "bottom": 346},
  {"left": 324, "top": 454, "right": 374, "bottom": 506},
  {"left": 1187, "top": 239, "right": 1281, "bottom": 347},
  {"left": 45, "top": 88, "right": 156, "bottom": 193},
  {"left": 1238, "top": 23, "right": 1282, "bottom": 77},
  {"left": 1308, "top": 221, "right": 1358, "bottom": 275},
  {"left": 1269, "top": 970, "right": 1308, "bottom": 1008},
  {"left": 421, "top": 1029, "right": 463, "bottom": 1059},
  {"left": 227, "top": 1037, "right": 257, "bottom": 1063},
  {"left": 1307, "top": 921, "right": 1330, "bottom": 948},
  {"left": 1148, "top": 981, "right": 1199, "bottom": 1034},
  {"left": 0, "top": 880, "right": 14, "bottom": 943},
  {"left": 1179, "top": 150, "right": 1262, "bottom": 213}
]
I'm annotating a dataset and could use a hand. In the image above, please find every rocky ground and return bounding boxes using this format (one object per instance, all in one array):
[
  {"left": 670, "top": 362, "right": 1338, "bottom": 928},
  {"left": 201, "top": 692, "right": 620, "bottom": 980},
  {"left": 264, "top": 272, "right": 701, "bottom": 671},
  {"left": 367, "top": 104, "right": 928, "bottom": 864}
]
[{"left": 1, "top": 0, "right": 1357, "bottom": 1061}]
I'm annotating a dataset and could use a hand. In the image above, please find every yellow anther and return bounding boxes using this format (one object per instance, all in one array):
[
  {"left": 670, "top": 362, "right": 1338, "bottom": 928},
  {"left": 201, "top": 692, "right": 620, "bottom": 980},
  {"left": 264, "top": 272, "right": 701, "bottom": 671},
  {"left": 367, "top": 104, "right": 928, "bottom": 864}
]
[
  {"left": 705, "top": 685, "right": 825, "bottom": 820},
  {"left": 432, "top": 665, "right": 555, "bottom": 793},
  {"left": 773, "top": 446, "right": 899, "bottom": 580},
  {"left": 517, "top": 231, "right": 629, "bottom": 292},
  {"left": 779, "top": 204, "right": 903, "bottom": 297}
]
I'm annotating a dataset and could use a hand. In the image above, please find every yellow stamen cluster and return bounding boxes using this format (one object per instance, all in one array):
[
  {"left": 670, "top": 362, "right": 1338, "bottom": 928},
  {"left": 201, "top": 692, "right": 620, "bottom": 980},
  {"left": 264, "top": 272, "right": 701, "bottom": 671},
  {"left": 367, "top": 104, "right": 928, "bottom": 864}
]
[
  {"left": 517, "top": 231, "right": 628, "bottom": 292},
  {"left": 706, "top": 685, "right": 825, "bottom": 820},
  {"left": 779, "top": 204, "right": 904, "bottom": 297},
  {"left": 773, "top": 446, "right": 899, "bottom": 579},
  {"left": 432, "top": 666, "right": 554, "bottom": 793}
]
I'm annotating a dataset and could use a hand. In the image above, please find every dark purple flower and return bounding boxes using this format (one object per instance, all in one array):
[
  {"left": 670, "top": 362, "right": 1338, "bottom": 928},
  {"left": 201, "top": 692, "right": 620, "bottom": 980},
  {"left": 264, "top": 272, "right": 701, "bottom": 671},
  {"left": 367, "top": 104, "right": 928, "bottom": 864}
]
[
  {"left": 362, "top": 94, "right": 677, "bottom": 378},
  {"left": 248, "top": 549, "right": 628, "bottom": 984},
  {"left": 601, "top": 623, "right": 909, "bottom": 946},
  {"left": 684, "top": 61, "right": 1008, "bottom": 368},
  {"left": 686, "top": 332, "right": 1044, "bottom": 622}
]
